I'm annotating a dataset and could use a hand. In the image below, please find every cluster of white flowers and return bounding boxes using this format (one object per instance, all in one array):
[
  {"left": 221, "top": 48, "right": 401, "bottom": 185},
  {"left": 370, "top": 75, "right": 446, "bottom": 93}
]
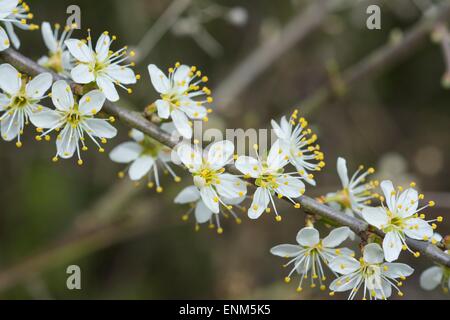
[
  {"left": 0, "top": 6, "right": 448, "bottom": 301},
  {"left": 269, "top": 156, "right": 445, "bottom": 299}
]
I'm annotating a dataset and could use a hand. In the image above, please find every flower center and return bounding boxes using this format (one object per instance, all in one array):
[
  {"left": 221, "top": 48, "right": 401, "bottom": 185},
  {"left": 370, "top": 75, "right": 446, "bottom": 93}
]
[
  {"left": 139, "top": 136, "right": 165, "bottom": 158},
  {"left": 161, "top": 93, "right": 180, "bottom": 109},
  {"left": 255, "top": 174, "right": 279, "bottom": 189},
  {"left": 11, "top": 95, "right": 28, "bottom": 109}
]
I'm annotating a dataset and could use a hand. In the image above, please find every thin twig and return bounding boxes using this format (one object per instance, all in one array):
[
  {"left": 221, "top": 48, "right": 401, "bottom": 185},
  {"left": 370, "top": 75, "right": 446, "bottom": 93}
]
[
  {"left": 132, "top": 0, "right": 192, "bottom": 63},
  {"left": 0, "top": 47, "right": 449, "bottom": 268},
  {"left": 214, "top": 0, "right": 330, "bottom": 112}
]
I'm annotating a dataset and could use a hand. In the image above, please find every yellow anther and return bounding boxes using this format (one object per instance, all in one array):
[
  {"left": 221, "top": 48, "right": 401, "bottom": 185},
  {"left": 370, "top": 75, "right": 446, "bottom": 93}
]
[
  {"left": 156, "top": 186, "right": 163, "bottom": 193},
  {"left": 275, "top": 216, "right": 282, "bottom": 222}
]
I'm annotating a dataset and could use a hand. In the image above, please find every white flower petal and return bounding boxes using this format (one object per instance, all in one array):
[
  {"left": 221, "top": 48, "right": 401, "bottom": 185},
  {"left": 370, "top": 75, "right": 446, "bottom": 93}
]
[
  {"left": 25, "top": 72, "right": 52, "bottom": 99},
  {"left": 248, "top": 187, "right": 270, "bottom": 219},
  {"left": 206, "top": 140, "right": 234, "bottom": 170},
  {"left": 296, "top": 227, "right": 320, "bottom": 247},
  {"left": 128, "top": 155, "right": 154, "bottom": 181},
  {"left": 130, "top": 129, "right": 144, "bottom": 142},
  {"left": 96, "top": 76, "right": 119, "bottom": 102},
  {"left": 0, "top": 26, "right": 10, "bottom": 51},
  {"left": 403, "top": 218, "right": 433, "bottom": 240},
  {"left": 329, "top": 256, "right": 360, "bottom": 275},
  {"left": 195, "top": 200, "right": 213, "bottom": 224},
  {"left": 56, "top": 125, "right": 78, "bottom": 158},
  {"left": 171, "top": 109, "right": 192, "bottom": 139},
  {"left": 215, "top": 173, "right": 246, "bottom": 199},
  {"left": 267, "top": 140, "right": 288, "bottom": 170},
  {"left": 29, "top": 108, "right": 62, "bottom": 129},
  {"left": 176, "top": 143, "right": 202, "bottom": 170},
  {"left": 361, "top": 206, "right": 389, "bottom": 229},
  {"left": 1, "top": 112, "right": 19, "bottom": 141},
  {"left": 0, "top": 0, "right": 18, "bottom": 19},
  {"left": 382, "top": 232, "right": 402, "bottom": 262},
  {"left": 397, "top": 188, "right": 419, "bottom": 218},
  {"left": 270, "top": 244, "right": 301, "bottom": 258},
  {"left": 51, "top": 80, "right": 74, "bottom": 111},
  {"left": 78, "top": 90, "right": 106, "bottom": 115},
  {"left": 179, "top": 102, "right": 207, "bottom": 120},
  {"left": 82, "top": 118, "right": 117, "bottom": 139},
  {"left": 380, "top": 180, "right": 396, "bottom": 212},
  {"left": 337, "top": 157, "right": 349, "bottom": 188},
  {"left": 4, "top": 22, "right": 19, "bottom": 49},
  {"left": 322, "top": 226, "right": 351, "bottom": 248},
  {"left": 363, "top": 243, "right": 385, "bottom": 264},
  {"left": 95, "top": 33, "right": 111, "bottom": 62},
  {"left": 420, "top": 266, "right": 443, "bottom": 290},
  {"left": 0, "top": 93, "right": 11, "bottom": 111},
  {"left": 382, "top": 263, "right": 414, "bottom": 279},
  {"left": 272, "top": 116, "right": 292, "bottom": 140},
  {"left": 200, "top": 186, "right": 219, "bottom": 214},
  {"left": 275, "top": 175, "right": 305, "bottom": 199},
  {"left": 105, "top": 65, "right": 136, "bottom": 84},
  {"left": 330, "top": 274, "right": 362, "bottom": 293},
  {"left": 65, "top": 39, "right": 94, "bottom": 63},
  {"left": 109, "top": 141, "right": 142, "bottom": 163},
  {"left": 41, "top": 22, "right": 57, "bottom": 53},
  {"left": 0, "top": 63, "right": 20, "bottom": 95},
  {"left": 235, "top": 156, "right": 261, "bottom": 178},
  {"left": 71, "top": 64, "right": 95, "bottom": 84},
  {"left": 148, "top": 64, "right": 170, "bottom": 94},
  {"left": 174, "top": 185, "right": 200, "bottom": 204},
  {"left": 173, "top": 65, "right": 191, "bottom": 85},
  {"left": 375, "top": 279, "right": 392, "bottom": 299}
]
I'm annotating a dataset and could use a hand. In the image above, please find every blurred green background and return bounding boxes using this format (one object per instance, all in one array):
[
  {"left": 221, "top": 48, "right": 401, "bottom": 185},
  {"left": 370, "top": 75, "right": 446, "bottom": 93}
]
[{"left": 0, "top": 0, "right": 449, "bottom": 299}]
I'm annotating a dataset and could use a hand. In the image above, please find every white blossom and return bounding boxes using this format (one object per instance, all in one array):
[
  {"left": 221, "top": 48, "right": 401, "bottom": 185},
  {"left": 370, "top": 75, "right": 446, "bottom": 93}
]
[
  {"left": 362, "top": 180, "right": 440, "bottom": 262},
  {"left": 235, "top": 141, "right": 305, "bottom": 221},
  {"left": 38, "top": 22, "right": 75, "bottom": 75},
  {"left": 271, "top": 111, "right": 325, "bottom": 185},
  {"left": 0, "top": 63, "right": 52, "bottom": 146},
  {"left": 65, "top": 30, "right": 137, "bottom": 102},
  {"left": 30, "top": 80, "right": 117, "bottom": 164},
  {"left": 324, "top": 157, "right": 379, "bottom": 217},
  {"left": 174, "top": 185, "right": 245, "bottom": 234},
  {"left": 109, "top": 127, "right": 178, "bottom": 192},
  {"left": 148, "top": 63, "right": 212, "bottom": 139},
  {"left": 329, "top": 243, "right": 414, "bottom": 300},
  {"left": 176, "top": 140, "right": 247, "bottom": 214},
  {"left": 271, "top": 226, "right": 354, "bottom": 292}
]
